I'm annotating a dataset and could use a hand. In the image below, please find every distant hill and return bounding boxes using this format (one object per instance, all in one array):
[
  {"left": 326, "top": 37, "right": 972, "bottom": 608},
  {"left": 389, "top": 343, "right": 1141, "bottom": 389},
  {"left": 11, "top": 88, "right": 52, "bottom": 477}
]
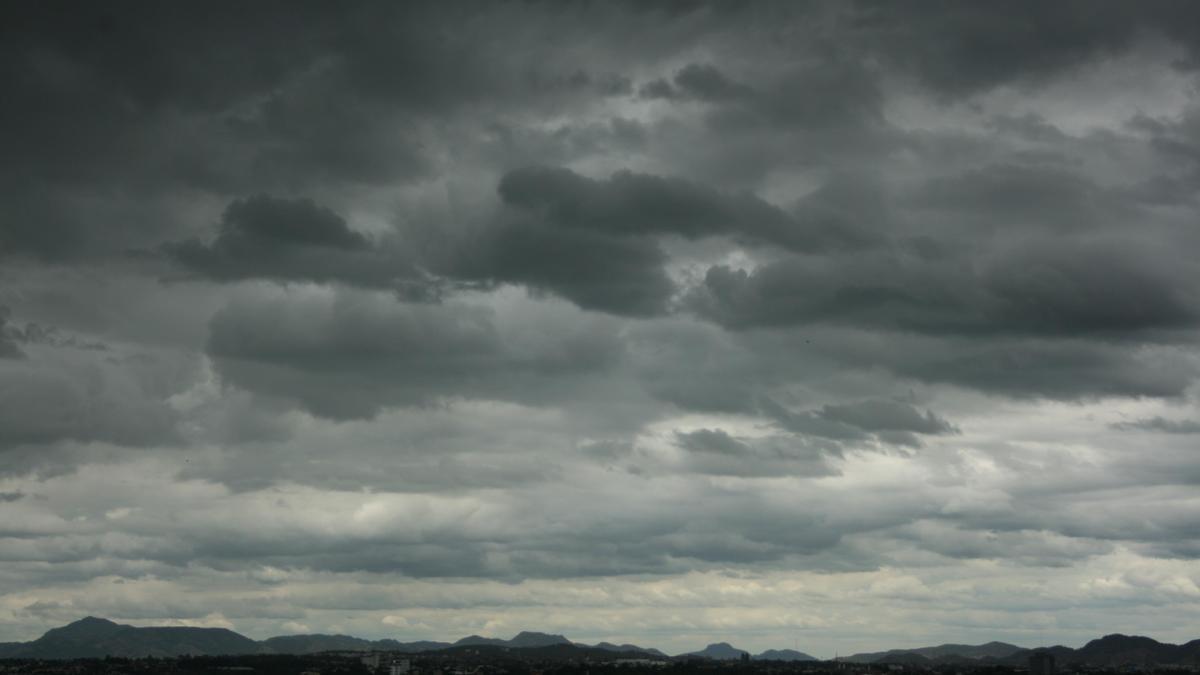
[
  {"left": 0, "top": 617, "right": 263, "bottom": 659},
  {"left": 440, "top": 642, "right": 669, "bottom": 662},
  {"left": 450, "top": 632, "right": 572, "bottom": 648},
  {"left": 682, "top": 642, "right": 751, "bottom": 660},
  {"left": 447, "top": 631, "right": 667, "bottom": 655},
  {"left": 1077, "top": 634, "right": 1183, "bottom": 665},
  {"left": 591, "top": 641, "right": 668, "bottom": 657},
  {"left": 755, "top": 648, "right": 818, "bottom": 661},
  {"left": 1049, "top": 634, "right": 1200, "bottom": 667},
  {"left": 847, "top": 641, "right": 1024, "bottom": 663},
  {"left": 388, "top": 639, "right": 455, "bottom": 652},
  {"left": 453, "top": 634, "right": 510, "bottom": 647},
  {"left": 853, "top": 636, "right": 1200, "bottom": 668},
  {"left": 262, "top": 633, "right": 378, "bottom": 653},
  {"left": 507, "top": 631, "right": 572, "bottom": 648},
  {"left": 260, "top": 634, "right": 451, "bottom": 654}
]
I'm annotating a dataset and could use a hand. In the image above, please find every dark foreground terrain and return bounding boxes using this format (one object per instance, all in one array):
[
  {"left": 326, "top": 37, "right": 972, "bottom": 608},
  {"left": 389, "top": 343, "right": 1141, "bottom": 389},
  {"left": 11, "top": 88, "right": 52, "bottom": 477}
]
[{"left": 4, "top": 655, "right": 1200, "bottom": 675}]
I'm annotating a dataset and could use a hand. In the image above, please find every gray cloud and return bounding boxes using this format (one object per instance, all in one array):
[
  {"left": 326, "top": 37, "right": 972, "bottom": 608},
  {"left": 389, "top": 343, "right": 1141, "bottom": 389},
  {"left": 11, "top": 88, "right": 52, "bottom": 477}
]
[
  {"left": 447, "top": 219, "right": 674, "bottom": 317},
  {"left": 5, "top": 0, "right": 1200, "bottom": 651},
  {"left": 675, "top": 428, "right": 749, "bottom": 456},
  {"left": 907, "top": 163, "right": 1127, "bottom": 232},
  {"left": 847, "top": 333, "right": 1197, "bottom": 401},
  {"left": 0, "top": 307, "right": 22, "bottom": 358},
  {"left": 818, "top": 400, "right": 957, "bottom": 436},
  {"left": 639, "top": 63, "right": 755, "bottom": 102},
  {"left": 688, "top": 237, "right": 1199, "bottom": 341},
  {"left": 0, "top": 345, "right": 186, "bottom": 451},
  {"left": 1111, "top": 417, "right": 1200, "bottom": 434},
  {"left": 497, "top": 165, "right": 880, "bottom": 254},
  {"left": 165, "top": 195, "right": 416, "bottom": 291},
  {"left": 852, "top": 1, "right": 1200, "bottom": 96},
  {"left": 673, "top": 428, "right": 838, "bottom": 477},
  {"left": 205, "top": 289, "right": 626, "bottom": 419},
  {"left": 761, "top": 398, "right": 956, "bottom": 448}
]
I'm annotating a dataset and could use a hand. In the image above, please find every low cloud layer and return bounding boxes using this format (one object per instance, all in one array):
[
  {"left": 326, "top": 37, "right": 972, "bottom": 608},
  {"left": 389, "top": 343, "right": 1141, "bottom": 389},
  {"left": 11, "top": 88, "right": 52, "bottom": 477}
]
[{"left": 2, "top": 0, "right": 1199, "bottom": 656}]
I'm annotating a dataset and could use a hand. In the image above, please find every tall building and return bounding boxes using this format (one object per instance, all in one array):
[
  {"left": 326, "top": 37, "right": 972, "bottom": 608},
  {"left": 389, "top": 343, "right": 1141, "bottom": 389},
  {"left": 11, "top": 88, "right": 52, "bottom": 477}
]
[{"left": 1029, "top": 650, "right": 1056, "bottom": 675}]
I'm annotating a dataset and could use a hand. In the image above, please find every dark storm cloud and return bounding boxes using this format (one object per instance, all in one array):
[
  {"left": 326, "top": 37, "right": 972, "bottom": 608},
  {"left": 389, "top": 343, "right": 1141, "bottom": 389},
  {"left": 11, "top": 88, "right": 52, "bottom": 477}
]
[
  {"left": 633, "top": 58, "right": 897, "bottom": 187},
  {"left": 205, "top": 290, "right": 625, "bottom": 419},
  {"left": 890, "top": 523, "right": 1114, "bottom": 568},
  {"left": 982, "top": 242, "right": 1199, "bottom": 335},
  {"left": 675, "top": 428, "right": 749, "bottom": 456},
  {"left": 0, "top": 308, "right": 22, "bottom": 358},
  {"left": 1112, "top": 417, "right": 1200, "bottom": 434},
  {"left": 709, "top": 61, "right": 886, "bottom": 134},
  {"left": 438, "top": 164, "right": 856, "bottom": 317},
  {"left": 688, "top": 238, "right": 1200, "bottom": 339},
  {"left": 672, "top": 428, "right": 839, "bottom": 477},
  {"left": 623, "top": 318, "right": 772, "bottom": 414},
  {"left": 852, "top": 0, "right": 1200, "bottom": 96},
  {"left": 0, "top": 474, "right": 873, "bottom": 580},
  {"left": 206, "top": 295, "right": 495, "bottom": 419},
  {"left": 0, "top": 1, "right": 336, "bottom": 260},
  {"left": 447, "top": 219, "right": 675, "bottom": 317},
  {"left": 226, "top": 93, "right": 434, "bottom": 189},
  {"left": 3, "top": 321, "right": 107, "bottom": 352},
  {"left": 907, "top": 163, "right": 1124, "bottom": 232},
  {"left": 165, "top": 195, "right": 415, "bottom": 290},
  {"left": 498, "top": 166, "right": 785, "bottom": 242},
  {"left": 497, "top": 165, "right": 882, "bottom": 253},
  {"left": 197, "top": 520, "right": 829, "bottom": 580},
  {"left": 817, "top": 400, "right": 956, "bottom": 436},
  {"left": 639, "top": 59, "right": 885, "bottom": 134},
  {"left": 0, "top": 2, "right": 646, "bottom": 261},
  {"left": 639, "top": 63, "right": 755, "bottom": 102},
  {"left": 877, "top": 337, "right": 1197, "bottom": 400},
  {"left": 0, "top": 348, "right": 185, "bottom": 451},
  {"left": 0, "top": 307, "right": 186, "bottom": 452},
  {"left": 761, "top": 398, "right": 956, "bottom": 448}
]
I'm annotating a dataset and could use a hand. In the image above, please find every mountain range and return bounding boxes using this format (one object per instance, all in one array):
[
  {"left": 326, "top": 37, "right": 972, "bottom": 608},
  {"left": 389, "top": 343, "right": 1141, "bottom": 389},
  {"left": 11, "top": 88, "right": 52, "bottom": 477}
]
[
  {"left": 0, "top": 619, "right": 665, "bottom": 660},
  {"left": 844, "top": 641, "right": 1025, "bottom": 663},
  {"left": 843, "top": 635, "right": 1200, "bottom": 667},
  {"left": 680, "top": 642, "right": 816, "bottom": 661},
  {"left": 1, "top": 617, "right": 1197, "bottom": 666}
]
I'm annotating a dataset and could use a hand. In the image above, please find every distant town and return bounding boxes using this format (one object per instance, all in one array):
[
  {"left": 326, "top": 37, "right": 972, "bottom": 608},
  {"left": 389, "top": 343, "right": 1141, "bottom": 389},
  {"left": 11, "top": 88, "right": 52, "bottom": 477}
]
[{"left": 1, "top": 618, "right": 1198, "bottom": 675}]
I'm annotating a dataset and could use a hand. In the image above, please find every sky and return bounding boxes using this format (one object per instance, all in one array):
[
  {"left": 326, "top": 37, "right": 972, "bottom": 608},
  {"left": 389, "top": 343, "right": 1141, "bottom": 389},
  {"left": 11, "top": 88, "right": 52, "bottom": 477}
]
[{"left": 2, "top": 0, "right": 1200, "bottom": 658}]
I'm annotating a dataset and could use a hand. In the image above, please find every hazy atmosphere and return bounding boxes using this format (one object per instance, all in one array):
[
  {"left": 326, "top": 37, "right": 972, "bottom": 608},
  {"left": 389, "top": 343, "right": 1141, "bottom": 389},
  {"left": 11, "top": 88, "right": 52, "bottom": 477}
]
[{"left": 3, "top": 0, "right": 1200, "bottom": 657}]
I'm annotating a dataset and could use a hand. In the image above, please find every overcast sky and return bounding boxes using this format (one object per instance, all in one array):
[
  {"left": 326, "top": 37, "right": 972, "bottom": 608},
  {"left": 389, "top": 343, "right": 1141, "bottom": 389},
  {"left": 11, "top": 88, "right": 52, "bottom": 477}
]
[{"left": 2, "top": 0, "right": 1200, "bottom": 657}]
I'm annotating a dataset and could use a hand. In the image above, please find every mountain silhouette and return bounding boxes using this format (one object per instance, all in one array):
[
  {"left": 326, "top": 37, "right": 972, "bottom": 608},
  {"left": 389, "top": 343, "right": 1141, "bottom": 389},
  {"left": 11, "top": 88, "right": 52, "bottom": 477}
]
[
  {"left": 847, "top": 641, "right": 1024, "bottom": 663},
  {"left": 755, "top": 648, "right": 818, "bottom": 661},
  {"left": 452, "top": 634, "right": 506, "bottom": 647},
  {"left": 261, "top": 634, "right": 450, "bottom": 654},
  {"left": 0, "top": 617, "right": 262, "bottom": 658},
  {"left": 507, "top": 631, "right": 572, "bottom": 648},
  {"left": 683, "top": 642, "right": 751, "bottom": 660},
  {"left": 591, "top": 641, "right": 668, "bottom": 657},
  {"left": 1071, "top": 634, "right": 1200, "bottom": 666}
]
